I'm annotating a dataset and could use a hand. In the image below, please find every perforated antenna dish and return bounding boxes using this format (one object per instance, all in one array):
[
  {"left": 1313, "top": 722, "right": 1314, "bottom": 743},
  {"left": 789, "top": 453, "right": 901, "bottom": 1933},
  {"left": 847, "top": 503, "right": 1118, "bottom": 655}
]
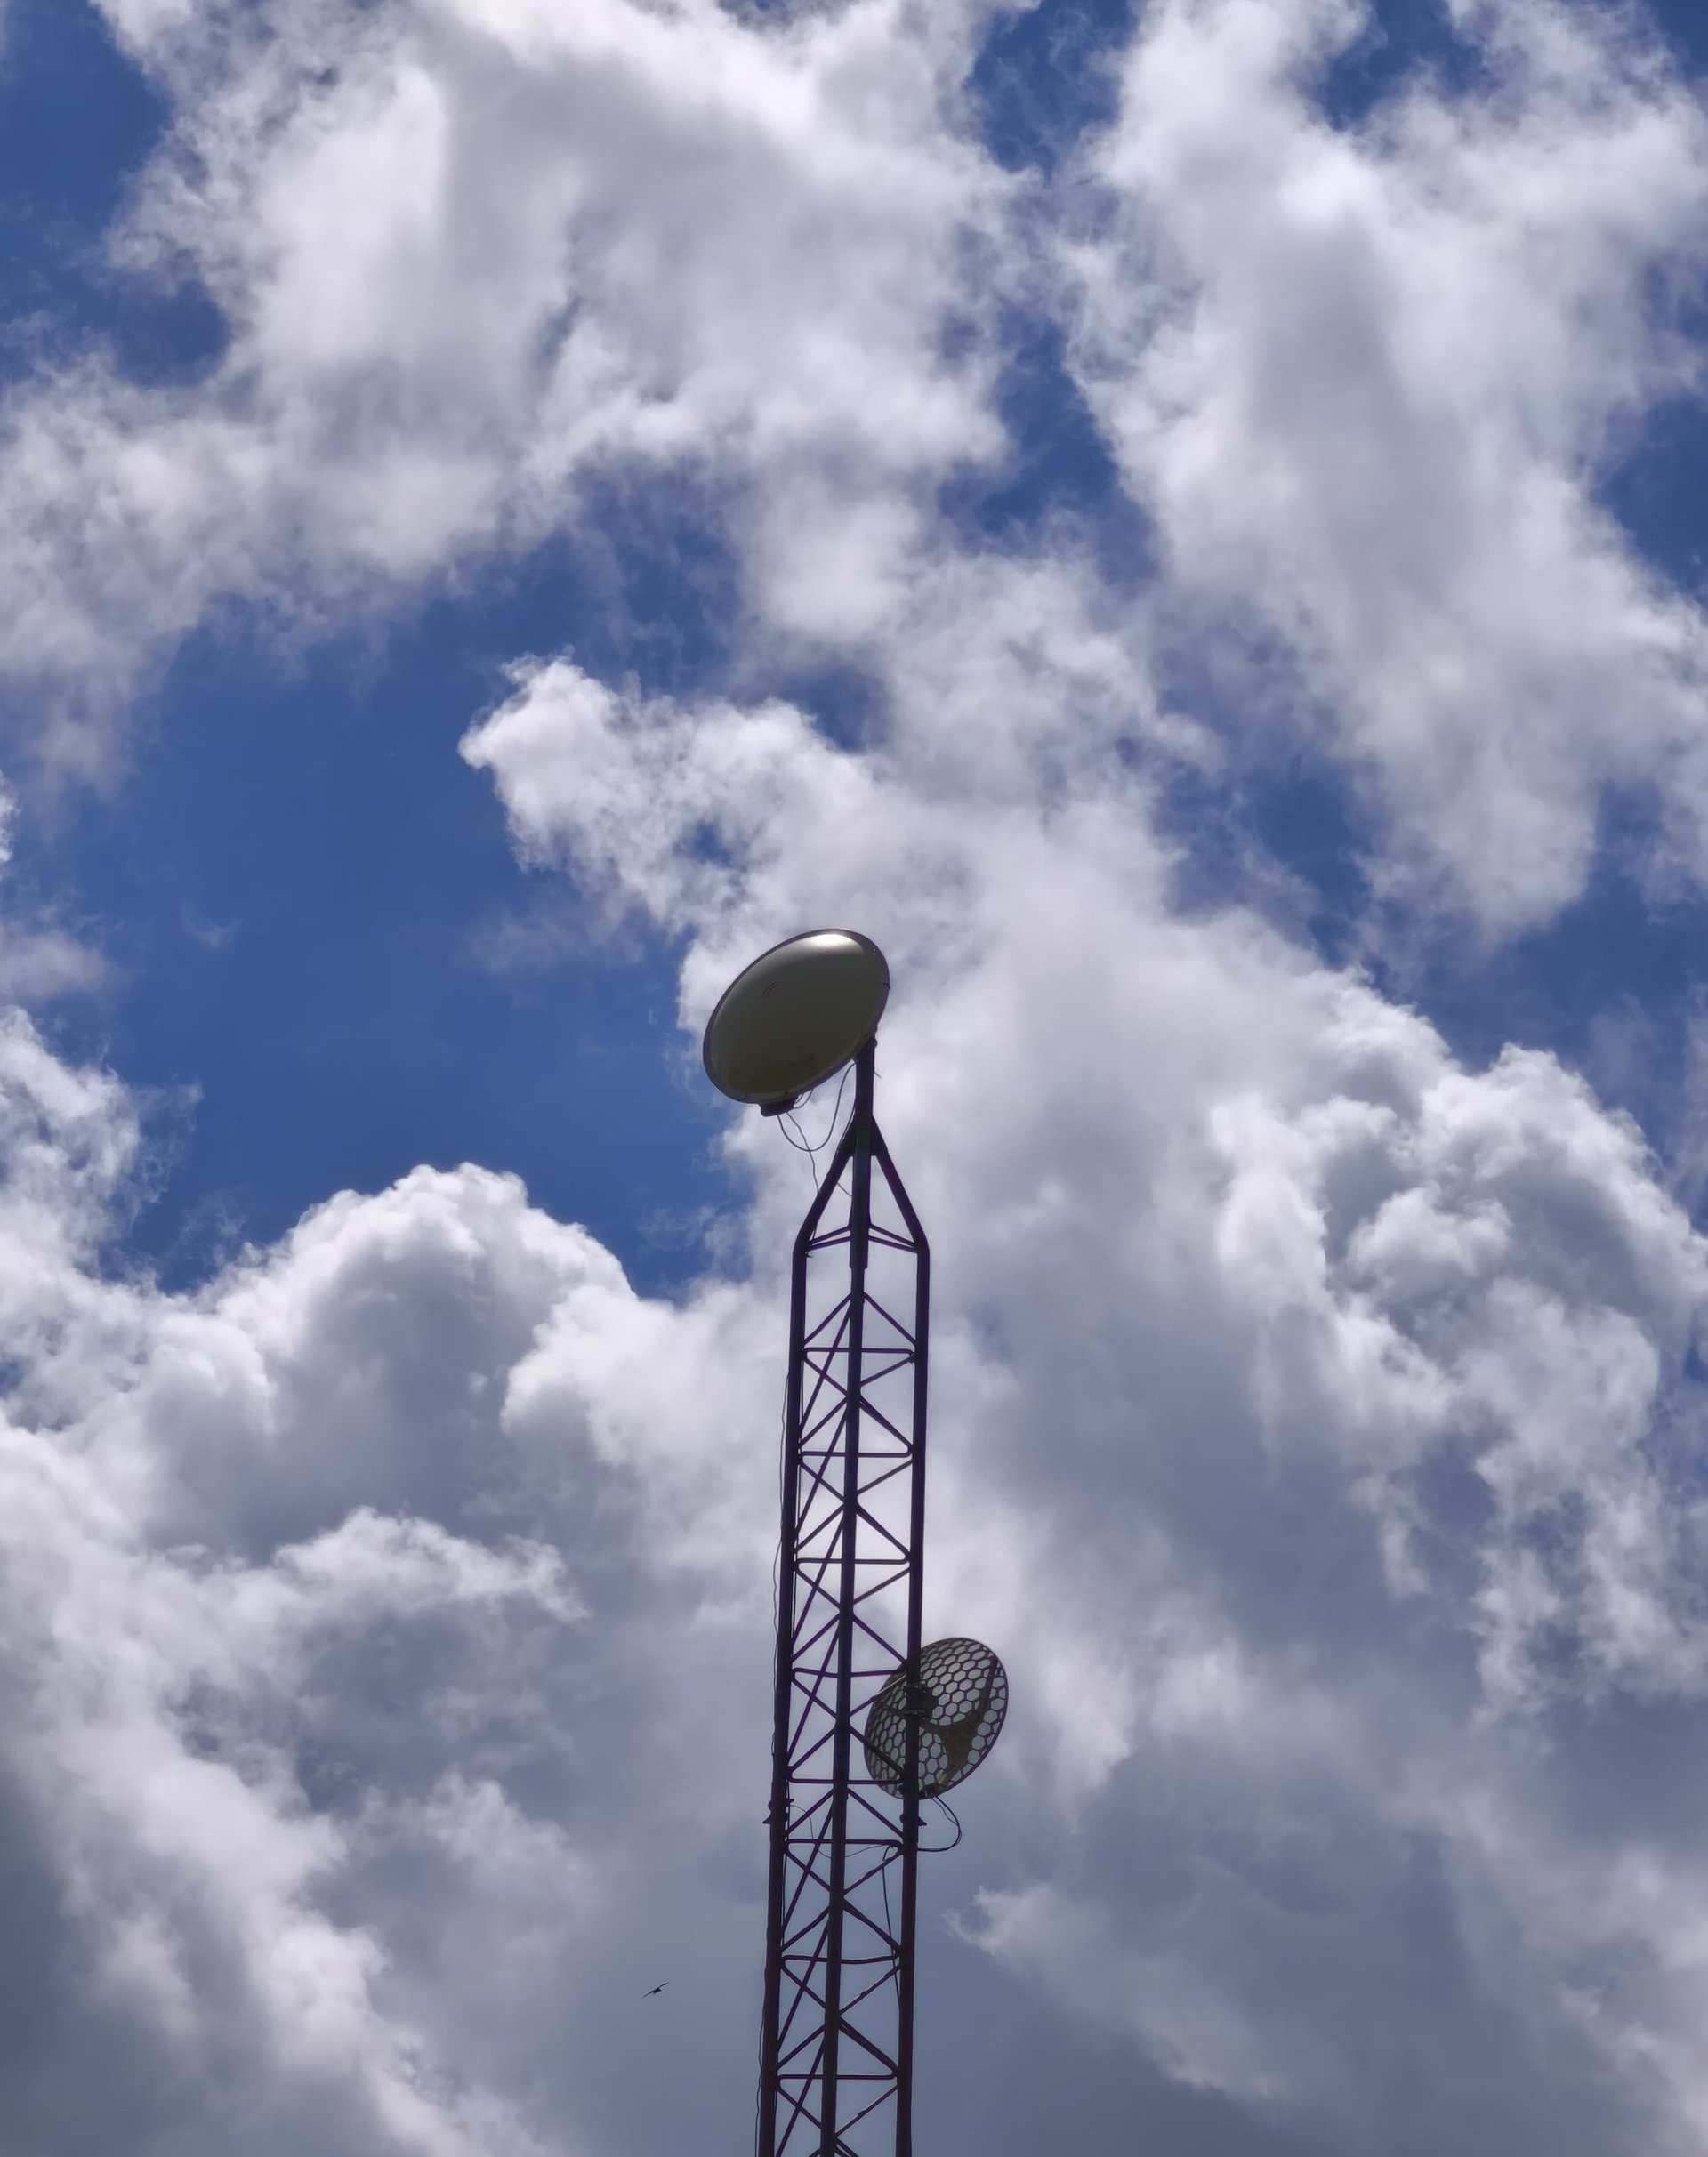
[
  {"left": 701, "top": 930, "right": 888, "bottom": 1110},
  {"left": 864, "top": 1638, "right": 1008, "bottom": 1799}
]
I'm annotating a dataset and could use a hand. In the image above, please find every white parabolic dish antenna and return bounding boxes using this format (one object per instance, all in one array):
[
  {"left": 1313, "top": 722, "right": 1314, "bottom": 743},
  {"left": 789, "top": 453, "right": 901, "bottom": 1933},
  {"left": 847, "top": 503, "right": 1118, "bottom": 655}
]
[{"left": 702, "top": 930, "right": 889, "bottom": 1107}]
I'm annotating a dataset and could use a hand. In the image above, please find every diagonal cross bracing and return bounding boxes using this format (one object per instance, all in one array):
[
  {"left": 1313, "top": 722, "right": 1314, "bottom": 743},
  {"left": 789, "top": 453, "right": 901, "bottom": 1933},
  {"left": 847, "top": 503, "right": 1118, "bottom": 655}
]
[{"left": 758, "top": 1042, "right": 931, "bottom": 2157}]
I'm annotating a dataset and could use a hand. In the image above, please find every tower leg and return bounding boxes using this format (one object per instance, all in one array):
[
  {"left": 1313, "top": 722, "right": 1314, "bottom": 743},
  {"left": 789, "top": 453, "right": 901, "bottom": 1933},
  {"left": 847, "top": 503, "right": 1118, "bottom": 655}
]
[{"left": 757, "top": 1042, "right": 931, "bottom": 2157}]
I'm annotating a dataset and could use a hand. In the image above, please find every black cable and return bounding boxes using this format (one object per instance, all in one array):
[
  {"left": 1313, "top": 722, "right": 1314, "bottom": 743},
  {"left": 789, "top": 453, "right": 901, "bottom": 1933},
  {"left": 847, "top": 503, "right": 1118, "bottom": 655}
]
[
  {"left": 810, "top": 1065, "right": 853, "bottom": 1153},
  {"left": 753, "top": 1057, "right": 855, "bottom": 2148},
  {"left": 918, "top": 1793, "right": 963, "bottom": 1855},
  {"left": 775, "top": 1065, "right": 853, "bottom": 1183}
]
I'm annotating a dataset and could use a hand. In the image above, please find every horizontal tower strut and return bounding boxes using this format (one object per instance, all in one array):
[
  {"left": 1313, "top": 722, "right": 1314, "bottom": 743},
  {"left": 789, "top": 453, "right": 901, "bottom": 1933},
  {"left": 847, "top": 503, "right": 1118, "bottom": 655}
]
[{"left": 758, "top": 1040, "right": 930, "bottom": 2157}]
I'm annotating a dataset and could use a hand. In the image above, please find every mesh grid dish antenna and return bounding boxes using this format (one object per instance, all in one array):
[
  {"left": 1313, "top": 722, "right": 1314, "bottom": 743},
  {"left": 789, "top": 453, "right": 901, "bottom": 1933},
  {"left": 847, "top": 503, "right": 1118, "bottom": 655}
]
[
  {"left": 863, "top": 1638, "right": 1008, "bottom": 1799},
  {"left": 702, "top": 929, "right": 889, "bottom": 1109},
  {"left": 709, "top": 924, "right": 1013, "bottom": 2156}
]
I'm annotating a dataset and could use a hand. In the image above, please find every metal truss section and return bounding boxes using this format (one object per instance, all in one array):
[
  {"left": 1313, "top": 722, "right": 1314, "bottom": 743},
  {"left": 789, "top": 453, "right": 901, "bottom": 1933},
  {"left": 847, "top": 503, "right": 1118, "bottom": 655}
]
[{"left": 759, "top": 1042, "right": 930, "bottom": 2157}]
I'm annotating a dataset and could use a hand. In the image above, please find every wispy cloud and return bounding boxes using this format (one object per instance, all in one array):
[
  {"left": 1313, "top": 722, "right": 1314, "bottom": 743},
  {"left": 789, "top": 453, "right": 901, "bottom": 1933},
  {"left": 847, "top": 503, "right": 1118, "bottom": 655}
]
[{"left": 2, "top": 1, "right": 1708, "bottom": 2153}]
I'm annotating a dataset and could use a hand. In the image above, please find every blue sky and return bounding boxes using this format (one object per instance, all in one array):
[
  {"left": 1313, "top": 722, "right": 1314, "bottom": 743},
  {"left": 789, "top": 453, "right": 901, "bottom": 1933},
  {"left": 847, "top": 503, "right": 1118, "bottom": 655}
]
[
  {"left": 5, "top": 2, "right": 1708, "bottom": 2153},
  {"left": 0, "top": 0, "right": 747, "bottom": 1290},
  {"left": 6, "top": 0, "right": 1705, "bottom": 1292}
]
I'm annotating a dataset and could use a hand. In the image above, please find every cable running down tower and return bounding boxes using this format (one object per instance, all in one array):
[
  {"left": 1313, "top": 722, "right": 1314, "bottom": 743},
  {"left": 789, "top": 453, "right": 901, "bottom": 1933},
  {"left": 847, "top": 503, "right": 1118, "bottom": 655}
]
[{"left": 703, "top": 930, "right": 1008, "bottom": 2157}]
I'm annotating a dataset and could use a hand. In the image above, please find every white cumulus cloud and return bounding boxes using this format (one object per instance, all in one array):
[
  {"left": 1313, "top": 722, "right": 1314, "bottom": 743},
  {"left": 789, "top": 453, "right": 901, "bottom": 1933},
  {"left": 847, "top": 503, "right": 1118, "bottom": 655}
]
[{"left": 4, "top": 0, "right": 1708, "bottom": 2152}]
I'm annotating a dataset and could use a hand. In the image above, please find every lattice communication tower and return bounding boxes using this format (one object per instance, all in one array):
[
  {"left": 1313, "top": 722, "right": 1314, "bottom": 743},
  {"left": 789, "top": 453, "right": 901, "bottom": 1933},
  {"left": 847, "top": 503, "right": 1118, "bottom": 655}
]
[{"left": 703, "top": 931, "right": 1008, "bottom": 2157}]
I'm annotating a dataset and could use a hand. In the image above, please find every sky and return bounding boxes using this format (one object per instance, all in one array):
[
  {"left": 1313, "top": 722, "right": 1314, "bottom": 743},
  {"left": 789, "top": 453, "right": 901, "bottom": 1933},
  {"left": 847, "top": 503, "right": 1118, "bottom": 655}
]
[{"left": 4, "top": 0, "right": 1708, "bottom": 2151}]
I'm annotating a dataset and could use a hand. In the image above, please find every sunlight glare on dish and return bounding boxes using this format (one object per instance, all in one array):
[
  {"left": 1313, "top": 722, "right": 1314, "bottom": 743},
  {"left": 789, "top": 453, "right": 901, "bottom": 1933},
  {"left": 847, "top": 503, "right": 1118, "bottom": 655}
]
[{"left": 702, "top": 930, "right": 889, "bottom": 1107}]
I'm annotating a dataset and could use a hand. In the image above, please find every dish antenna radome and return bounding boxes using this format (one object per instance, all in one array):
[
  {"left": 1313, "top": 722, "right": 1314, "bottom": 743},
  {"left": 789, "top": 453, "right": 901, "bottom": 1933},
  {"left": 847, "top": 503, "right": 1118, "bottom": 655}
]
[
  {"left": 702, "top": 930, "right": 889, "bottom": 1110},
  {"left": 863, "top": 1638, "right": 1009, "bottom": 1799}
]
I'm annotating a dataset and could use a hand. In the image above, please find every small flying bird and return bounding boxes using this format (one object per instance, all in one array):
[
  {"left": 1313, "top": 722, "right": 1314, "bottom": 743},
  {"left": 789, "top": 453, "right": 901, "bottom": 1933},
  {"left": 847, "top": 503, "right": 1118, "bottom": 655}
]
[{"left": 643, "top": 1983, "right": 667, "bottom": 1998}]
